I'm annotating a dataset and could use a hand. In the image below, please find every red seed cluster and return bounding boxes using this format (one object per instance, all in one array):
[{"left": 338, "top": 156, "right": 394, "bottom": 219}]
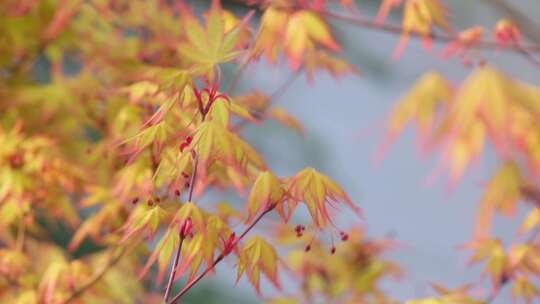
[
  {"left": 294, "top": 225, "right": 306, "bottom": 237},
  {"left": 339, "top": 231, "right": 349, "bottom": 241}
]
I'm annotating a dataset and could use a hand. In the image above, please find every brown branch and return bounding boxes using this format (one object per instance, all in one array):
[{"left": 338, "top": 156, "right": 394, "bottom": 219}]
[
  {"left": 162, "top": 236, "right": 184, "bottom": 302},
  {"left": 317, "top": 9, "right": 540, "bottom": 53},
  {"left": 64, "top": 245, "right": 130, "bottom": 303},
  {"left": 232, "top": 70, "right": 301, "bottom": 132},
  {"left": 488, "top": 0, "right": 540, "bottom": 44},
  {"left": 162, "top": 152, "right": 198, "bottom": 302},
  {"left": 167, "top": 205, "right": 275, "bottom": 304}
]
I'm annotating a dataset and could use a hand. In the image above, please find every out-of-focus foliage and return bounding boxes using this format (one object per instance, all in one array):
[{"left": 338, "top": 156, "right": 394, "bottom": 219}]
[{"left": 2, "top": 0, "right": 540, "bottom": 303}]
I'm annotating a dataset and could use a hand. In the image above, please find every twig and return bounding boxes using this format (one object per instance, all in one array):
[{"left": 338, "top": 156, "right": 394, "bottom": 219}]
[
  {"left": 16, "top": 219, "right": 25, "bottom": 252},
  {"left": 187, "top": 152, "right": 198, "bottom": 203},
  {"left": 318, "top": 9, "right": 540, "bottom": 53},
  {"left": 64, "top": 245, "right": 131, "bottom": 303},
  {"left": 483, "top": 227, "right": 540, "bottom": 303},
  {"left": 488, "top": 0, "right": 540, "bottom": 44},
  {"left": 226, "top": 57, "right": 251, "bottom": 95},
  {"left": 167, "top": 205, "right": 275, "bottom": 304},
  {"left": 232, "top": 70, "right": 301, "bottom": 131},
  {"left": 162, "top": 152, "right": 198, "bottom": 302},
  {"left": 162, "top": 237, "right": 184, "bottom": 302}
]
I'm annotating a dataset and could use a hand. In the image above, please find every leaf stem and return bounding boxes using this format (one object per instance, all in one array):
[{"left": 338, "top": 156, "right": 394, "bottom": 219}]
[
  {"left": 64, "top": 244, "right": 132, "bottom": 303},
  {"left": 232, "top": 70, "right": 301, "bottom": 132},
  {"left": 162, "top": 236, "right": 185, "bottom": 302},
  {"left": 167, "top": 205, "right": 275, "bottom": 304},
  {"left": 313, "top": 8, "right": 540, "bottom": 53},
  {"left": 162, "top": 150, "right": 198, "bottom": 301}
]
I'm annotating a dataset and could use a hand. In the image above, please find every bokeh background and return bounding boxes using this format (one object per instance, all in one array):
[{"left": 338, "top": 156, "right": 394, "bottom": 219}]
[
  {"left": 177, "top": 0, "right": 540, "bottom": 303},
  {"left": 28, "top": 0, "right": 540, "bottom": 303}
]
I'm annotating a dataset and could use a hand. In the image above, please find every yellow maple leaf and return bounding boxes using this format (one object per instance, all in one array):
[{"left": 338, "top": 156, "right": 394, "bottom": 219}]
[
  {"left": 285, "top": 168, "right": 361, "bottom": 227},
  {"left": 246, "top": 171, "right": 285, "bottom": 222},
  {"left": 237, "top": 236, "right": 280, "bottom": 294},
  {"left": 394, "top": 0, "right": 449, "bottom": 59}
]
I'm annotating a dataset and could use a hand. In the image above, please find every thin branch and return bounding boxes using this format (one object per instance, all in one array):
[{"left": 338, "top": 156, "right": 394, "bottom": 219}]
[
  {"left": 168, "top": 205, "right": 275, "bottom": 304},
  {"left": 268, "top": 71, "right": 301, "bottom": 101},
  {"left": 487, "top": 0, "right": 540, "bottom": 44},
  {"left": 187, "top": 152, "right": 198, "bottom": 203},
  {"left": 64, "top": 245, "right": 131, "bottom": 303},
  {"left": 483, "top": 223, "right": 540, "bottom": 303},
  {"left": 16, "top": 219, "right": 25, "bottom": 252},
  {"left": 232, "top": 70, "right": 301, "bottom": 132},
  {"left": 226, "top": 57, "right": 251, "bottom": 95},
  {"left": 163, "top": 236, "right": 185, "bottom": 302},
  {"left": 162, "top": 149, "right": 198, "bottom": 301},
  {"left": 318, "top": 9, "right": 540, "bottom": 53}
]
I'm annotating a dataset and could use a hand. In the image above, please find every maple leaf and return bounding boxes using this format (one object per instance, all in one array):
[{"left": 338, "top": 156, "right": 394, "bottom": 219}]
[
  {"left": 439, "top": 66, "right": 540, "bottom": 181},
  {"left": 120, "top": 201, "right": 175, "bottom": 242},
  {"left": 375, "top": 0, "right": 403, "bottom": 24},
  {"left": 284, "top": 10, "right": 340, "bottom": 69},
  {"left": 303, "top": 50, "right": 359, "bottom": 81},
  {"left": 474, "top": 162, "right": 522, "bottom": 238},
  {"left": 268, "top": 106, "right": 304, "bottom": 134},
  {"left": 284, "top": 168, "right": 361, "bottom": 227},
  {"left": 440, "top": 26, "right": 484, "bottom": 59},
  {"left": 379, "top": 72, "right": 452, "bottom": 158},
  {"left": 178, "top": 4, "right": 243, "bottom": 79},
  {"left": 519, "top": 208, "right": 540, "bottom": 235},
  {"left": 252, "top": 7, "right": 340, "bottom": 70},
  {"left": 463, "top": 239, "right": 508, "bottom": 288},
  {"left": 236, "top": 236, "right": 280, "bottom": 294},
  {"left": 177, "top": 214, "right": 232, "bottom": 280},
  {"left": 191, "top": 120, "right": 266, "bottom": 178},
  {"left": 512, "top": 275, "right": 540, "bottom": 303},
  {"left": 246, "top": 171, "right": 285, "bottom": 222},
  {"left": 393, "top": 0, "right": 449, "bottom": 59}
]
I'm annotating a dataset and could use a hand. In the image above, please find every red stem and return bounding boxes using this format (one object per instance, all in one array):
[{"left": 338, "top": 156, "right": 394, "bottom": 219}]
[
  {"left": 315, "top": 9, "right": 540, "bottom": 53},
  {"left": 162, "top": 151, "right": 198, "bottom": 301},
  {"left": 167, "top": 205, "right": 275, "bottom": 304},
  {"left": 162, "top": 236, "right": 184, "bottom": 302}
]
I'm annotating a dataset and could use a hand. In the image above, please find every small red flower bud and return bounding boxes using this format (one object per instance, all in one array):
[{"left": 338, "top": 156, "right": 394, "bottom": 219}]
[
  {"left": 180, "top": 217, "right": 193, "bottom": 238},
  {"left": 174, "top": 189, "right": 181, "bottom": 196},
  {"left": 182, "top": 172, "right": 189, "bottom": 178},
  {"left": 155, "top": 197, "right": 161, "bottom": 203},
  {"left": 185, "top": 136, "right": 192, "bottom": 144},
  {"left": 305, "top": 245, "right": 311, "bottom": 252},
  {"left": 147, "top": 199, "right": 154, "bottom": 206},
  {"left": 331, "top": 246, "right": 336, "bottom": 254},
  {"left": 180, "top": 143, "right": 187, "bottom": 152},
  {"left": 223, "top": 232, "right": 237, "bottom": 256},
  {"left": 341, "top": 233, "right": 349, "bottom": 241},
  {"left": 131, "top": 197, "right": 139, "bottom": 204},
  {"left": 185, "top": 182, "right": 190, "bottom": 188}
]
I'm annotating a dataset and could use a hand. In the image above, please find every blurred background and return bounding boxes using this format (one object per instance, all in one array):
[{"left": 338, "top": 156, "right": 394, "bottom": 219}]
[
  {"left": 187, "top": 0, "right": 540, "bottom": 303},
  {"left": 26, "top": 0, "right": 540, "bottom": 303}
]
